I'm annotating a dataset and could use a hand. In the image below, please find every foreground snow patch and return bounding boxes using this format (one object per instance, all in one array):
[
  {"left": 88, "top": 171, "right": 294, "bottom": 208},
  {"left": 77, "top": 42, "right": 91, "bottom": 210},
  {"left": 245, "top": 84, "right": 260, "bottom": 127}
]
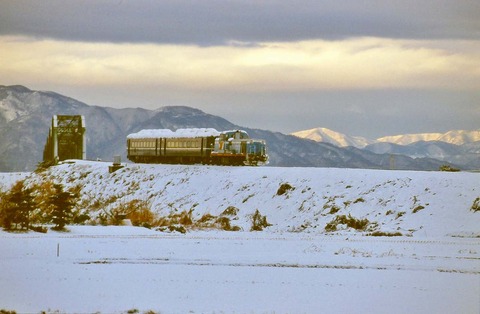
[{"left": 0, "top": 226, "right": 478, "bottom": 313}]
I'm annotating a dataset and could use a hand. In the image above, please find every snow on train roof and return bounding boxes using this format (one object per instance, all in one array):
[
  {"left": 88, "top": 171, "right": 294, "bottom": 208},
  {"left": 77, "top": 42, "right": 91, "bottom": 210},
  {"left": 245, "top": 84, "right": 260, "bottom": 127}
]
[{"left": 127, "top": 128, "right": 221, "bottom": 139}]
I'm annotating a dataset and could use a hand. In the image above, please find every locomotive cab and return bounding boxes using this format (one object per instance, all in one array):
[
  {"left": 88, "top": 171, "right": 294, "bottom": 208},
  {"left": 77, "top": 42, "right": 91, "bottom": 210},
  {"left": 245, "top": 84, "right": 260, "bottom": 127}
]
[
  {"left": 246, "top": 140, "right": 268, "bottom": 165},
  {"left": 212, "top": 130, "right": 268, "bottom": 165}
]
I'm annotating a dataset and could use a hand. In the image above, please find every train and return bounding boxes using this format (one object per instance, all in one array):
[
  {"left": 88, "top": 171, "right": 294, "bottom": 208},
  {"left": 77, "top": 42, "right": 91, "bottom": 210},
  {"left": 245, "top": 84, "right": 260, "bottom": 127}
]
[{"left": 127, "top": 128, "right": 268, "bottom": 166}]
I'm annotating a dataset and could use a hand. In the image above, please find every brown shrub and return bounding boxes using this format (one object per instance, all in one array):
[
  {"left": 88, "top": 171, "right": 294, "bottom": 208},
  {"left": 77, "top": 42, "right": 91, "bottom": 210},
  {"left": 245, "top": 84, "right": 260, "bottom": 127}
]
[
  {"left": 471, "top": 197, "right": 480, "bottom": 213},
  {"left": 277, "top": 183, "right": 294, "bottom": 196},
  {"left": 250, "top": 209, "right": 272, "bottom": 231},
  {"left": 325, "top": 214, "right": 370, "bottom": 232},
  {"left": 106, "top": 199, "right": 156, "bottom": 227}
]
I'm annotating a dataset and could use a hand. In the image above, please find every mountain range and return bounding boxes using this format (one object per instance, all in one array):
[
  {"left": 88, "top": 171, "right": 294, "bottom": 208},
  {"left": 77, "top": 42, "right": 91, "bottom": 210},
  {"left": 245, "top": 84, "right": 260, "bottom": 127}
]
[
  {"left": 0, "top": 85, "right": 473, "bottom": 172},
  {"left": 292, "top": 127, "right": 480, "bottom": 148},
  {"left": 292, "top": 127, "right": 480, "bottom": 170}
]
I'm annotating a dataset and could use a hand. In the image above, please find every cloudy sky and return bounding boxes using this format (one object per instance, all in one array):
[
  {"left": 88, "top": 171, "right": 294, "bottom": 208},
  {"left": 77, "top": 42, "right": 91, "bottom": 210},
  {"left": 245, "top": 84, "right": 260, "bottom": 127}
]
[{"left": 1, "top": 0, "right": 479, "bottom": 138}]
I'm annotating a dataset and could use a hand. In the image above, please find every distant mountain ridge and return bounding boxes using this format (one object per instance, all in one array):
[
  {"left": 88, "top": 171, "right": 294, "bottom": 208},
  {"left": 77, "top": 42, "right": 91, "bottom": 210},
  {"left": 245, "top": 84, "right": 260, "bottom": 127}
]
[
  {"left": 0, "top": 85, "right": 461, "bottom": 171},
  {"left": 291, "top": 128, "right": 374, "bottom": 148},
  {"left": 292, "top": 127, "right": 480, "bottom": 170},
  {"left": 292, "top": 127, "right": 480, "bottom": 148},
  {"left": 377, "top": 130, "right": 480, "bottom": 146}
]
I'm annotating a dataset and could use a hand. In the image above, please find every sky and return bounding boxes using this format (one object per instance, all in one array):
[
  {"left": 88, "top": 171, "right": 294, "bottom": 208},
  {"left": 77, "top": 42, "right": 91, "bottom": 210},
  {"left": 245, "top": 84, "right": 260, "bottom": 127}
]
[{"left": 1, "top": 0, "right": 479, "bottom": 138}]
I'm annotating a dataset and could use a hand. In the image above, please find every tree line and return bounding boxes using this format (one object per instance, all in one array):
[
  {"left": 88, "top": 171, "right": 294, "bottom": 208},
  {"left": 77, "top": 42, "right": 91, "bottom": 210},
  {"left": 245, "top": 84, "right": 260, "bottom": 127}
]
[{"left": 0, "top": 180, "right": 81, "bottom": 232}]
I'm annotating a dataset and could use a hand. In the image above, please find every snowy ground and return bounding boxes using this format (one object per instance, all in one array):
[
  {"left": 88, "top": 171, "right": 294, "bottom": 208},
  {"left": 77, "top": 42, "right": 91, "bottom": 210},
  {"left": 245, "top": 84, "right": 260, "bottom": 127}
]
[
  {"left": 1, "top": 161, "right": 479, "bottom": 313},
  {"left": 1, "top": 226, "right": 479, "bottom": 313}
]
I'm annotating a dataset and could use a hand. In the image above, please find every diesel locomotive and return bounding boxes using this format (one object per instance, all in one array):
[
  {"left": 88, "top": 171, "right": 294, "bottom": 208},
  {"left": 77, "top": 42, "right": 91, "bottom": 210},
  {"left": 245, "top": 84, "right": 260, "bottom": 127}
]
[{"left": 127, "top": 128, "right": 268, "bottom": 166}]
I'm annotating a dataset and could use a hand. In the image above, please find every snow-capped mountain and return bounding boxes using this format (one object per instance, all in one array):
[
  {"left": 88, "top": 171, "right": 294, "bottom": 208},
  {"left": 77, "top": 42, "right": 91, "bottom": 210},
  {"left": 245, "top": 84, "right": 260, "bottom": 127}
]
[
  {"left": 292, "top": 126, "right": 480, "bottom": 170},
  {"left": 291, "top": 127, "right": 374, "bottom": 149},
  {"left": 376, "top": 130, "right": 480, "bottom": 146},
  {"left": 292, "top": 127, "right": 480, "bottom": 147}
]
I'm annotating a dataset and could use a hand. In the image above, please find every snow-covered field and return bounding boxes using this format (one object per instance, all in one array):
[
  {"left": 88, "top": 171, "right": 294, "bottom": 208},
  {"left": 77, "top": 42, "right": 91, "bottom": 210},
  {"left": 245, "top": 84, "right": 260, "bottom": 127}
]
[
  {"left": 1, "top": 161, "right": 479, "bottom": 313},
  {"left": 1, "top": 227, "right": 479, "bottom": 313}
]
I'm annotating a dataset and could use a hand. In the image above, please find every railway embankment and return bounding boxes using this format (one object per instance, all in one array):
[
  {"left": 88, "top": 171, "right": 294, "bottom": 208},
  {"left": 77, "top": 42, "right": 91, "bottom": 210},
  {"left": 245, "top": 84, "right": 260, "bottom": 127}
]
[{"left": 1, "top": 160, "right": 479, "bottom": 237}]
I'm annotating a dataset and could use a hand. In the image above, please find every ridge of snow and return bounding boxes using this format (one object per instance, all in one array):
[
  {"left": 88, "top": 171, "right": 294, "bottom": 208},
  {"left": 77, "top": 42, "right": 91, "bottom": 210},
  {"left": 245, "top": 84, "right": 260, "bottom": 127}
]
[
  {"left": 291, "top": 127, "right": 373, "bottom": 148},
  {"left": 2, "top": 160, "right": 478, "bottom": 237},
  {"left": 372, "top": 130, "right": 480, "bottom": 145},
  {"left": 127, "top": 128, "right": 221, "bottom": 139},
  {"left": 438, "top": 129, "right": 480, "bottom": 144},
  {"left": 377, "top": 133, "right": 446, "bottom": 145}
]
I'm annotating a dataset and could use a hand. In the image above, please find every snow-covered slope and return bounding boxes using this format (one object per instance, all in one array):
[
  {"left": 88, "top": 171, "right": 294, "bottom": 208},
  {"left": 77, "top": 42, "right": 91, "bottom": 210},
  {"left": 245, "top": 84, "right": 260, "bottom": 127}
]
[
  {"left": 376, "top": 132, "right": 443, "bottom": 145},
  {"left": 4, "top": 161, "right": 478, "bottom": 237},
  {"left": 291, "top": 127, "right": 373, "bottom": 148},
  {"left": 377, "top": 130, "right": 480, "bottom": 145}
]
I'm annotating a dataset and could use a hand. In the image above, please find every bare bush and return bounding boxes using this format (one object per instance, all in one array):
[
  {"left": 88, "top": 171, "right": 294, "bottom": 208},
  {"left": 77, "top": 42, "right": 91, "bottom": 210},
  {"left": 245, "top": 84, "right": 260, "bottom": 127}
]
[
  {"left": 329, "top": 205, "right": 341, "bottom": 214},
  {"left": 193, "top": 212, "right": 240, "bottom": 231},
  {"left": 156, "top": 209, "right": 193, "bottom": 228},
  {"left": 277, "top": 183, "right": 294, "bottom": 196},
  {"left": 412, "top": 205, "right": 425, "bottom": 214},
  {"left": 471, "top": 197, "right": 480, "bottom": 213},
  {"left": 250, "top": 209, "right": 272, "bottom": 231},
  {"left": 325, "top": 214, "right": 370, "bottom": 232},
  {"left": 103, "top": 199, "right": 155, "bottom": 227},
  {"left": 222, "top": 206, "right": 239, "bottom": 216},
  {"left": 353, "top": 197, "right": 365, "bottom": 204},
  {"left": 367, "top": 231, "right": 403, "bottom": 237}
]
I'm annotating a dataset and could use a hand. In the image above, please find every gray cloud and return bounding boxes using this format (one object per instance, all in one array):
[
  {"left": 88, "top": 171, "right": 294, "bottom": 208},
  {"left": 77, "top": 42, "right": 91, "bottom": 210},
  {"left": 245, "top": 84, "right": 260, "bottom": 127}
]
[
  {"left": 1, "top": 0, "right": 478, "bottom": 137},
  {"left": 1, "top": 0, "right": 479, "bottom": 45}
]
